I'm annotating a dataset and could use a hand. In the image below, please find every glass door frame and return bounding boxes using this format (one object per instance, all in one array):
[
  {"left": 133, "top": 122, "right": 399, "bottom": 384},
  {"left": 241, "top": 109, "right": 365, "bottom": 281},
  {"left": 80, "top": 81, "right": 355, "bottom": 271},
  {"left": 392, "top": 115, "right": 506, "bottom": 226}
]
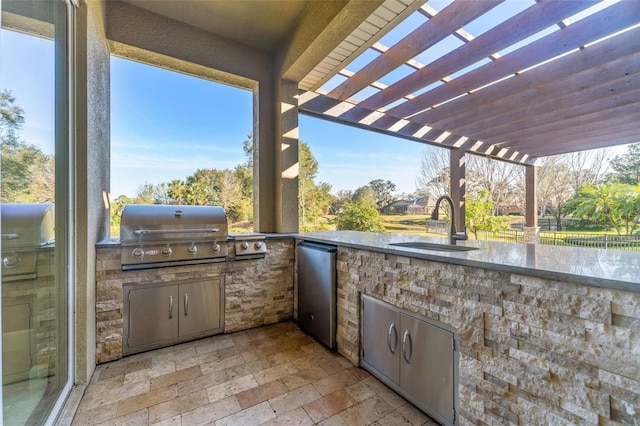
[
  {"left": 0, "top": 0, "right": 76, "bottom": 423},
  {"left": 46, "top": 0, "right": 76, "bottom": 423}
]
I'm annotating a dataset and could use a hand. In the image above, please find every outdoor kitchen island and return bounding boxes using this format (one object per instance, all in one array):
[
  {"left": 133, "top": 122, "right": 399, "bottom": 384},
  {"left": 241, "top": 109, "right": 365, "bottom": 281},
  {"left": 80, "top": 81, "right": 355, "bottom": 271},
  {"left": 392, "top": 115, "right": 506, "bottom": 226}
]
[
  {"left": 94, "top": 231, "right": 640, "bottom": 425},
  {"left": 297, "top": 231, "right": 640, "bottom": 425}
]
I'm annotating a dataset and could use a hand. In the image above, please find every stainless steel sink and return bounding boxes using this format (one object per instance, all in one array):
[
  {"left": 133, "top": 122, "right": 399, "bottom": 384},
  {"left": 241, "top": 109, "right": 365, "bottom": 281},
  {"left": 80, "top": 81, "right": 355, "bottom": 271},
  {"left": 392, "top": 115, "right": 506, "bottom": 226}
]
[{"left": 389, "top": 242, "right": 479, "bottom": 252}]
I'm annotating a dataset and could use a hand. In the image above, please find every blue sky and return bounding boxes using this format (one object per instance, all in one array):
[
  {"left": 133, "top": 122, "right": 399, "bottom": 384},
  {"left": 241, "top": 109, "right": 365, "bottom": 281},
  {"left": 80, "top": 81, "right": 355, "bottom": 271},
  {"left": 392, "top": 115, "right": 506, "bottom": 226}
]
[
  {"left": 2, "top": 28, "right": 432, "bottom": 198},
  {"left": 1, "top": 30, "right": 55, "bottom": 155},
  {"left": 110, "top": 57, "right": 431, "bottom": 198}
]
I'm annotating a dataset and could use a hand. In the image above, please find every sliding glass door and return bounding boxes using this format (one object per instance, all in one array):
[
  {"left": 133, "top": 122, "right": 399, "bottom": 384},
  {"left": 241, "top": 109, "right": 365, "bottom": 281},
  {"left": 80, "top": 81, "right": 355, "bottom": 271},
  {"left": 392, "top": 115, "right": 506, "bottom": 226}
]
[{"left": 1, "top": 0, "right": 73, "bottom": 423}]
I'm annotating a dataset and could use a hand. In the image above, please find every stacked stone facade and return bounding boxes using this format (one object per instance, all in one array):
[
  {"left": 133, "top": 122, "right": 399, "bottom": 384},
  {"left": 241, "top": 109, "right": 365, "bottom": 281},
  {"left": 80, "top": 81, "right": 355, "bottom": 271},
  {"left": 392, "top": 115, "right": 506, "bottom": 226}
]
[
  {"left": 335, "top": 246, "right": 640, "bottom": 425},
  {"left": 2, "top": 248, "right": 58, "bottom": 381},
  {"left": 95, "top": 238, "right": 294, "bottom": 364}
]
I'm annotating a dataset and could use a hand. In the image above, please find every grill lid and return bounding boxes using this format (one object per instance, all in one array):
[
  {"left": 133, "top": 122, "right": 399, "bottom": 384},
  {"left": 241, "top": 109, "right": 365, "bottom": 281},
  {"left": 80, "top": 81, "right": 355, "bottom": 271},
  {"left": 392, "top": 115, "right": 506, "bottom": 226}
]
[
  {"left": 1, "top": 203, "right": 55, "bottom": 249},
  {"left": 1, "top": 203, "right": 55, "bottom": 281},
  {"left": 120, "top": 204, "right": 228, "bottom": 244},
  {"left": 119, "top": 204, "right": 229, "bottom": 271}
]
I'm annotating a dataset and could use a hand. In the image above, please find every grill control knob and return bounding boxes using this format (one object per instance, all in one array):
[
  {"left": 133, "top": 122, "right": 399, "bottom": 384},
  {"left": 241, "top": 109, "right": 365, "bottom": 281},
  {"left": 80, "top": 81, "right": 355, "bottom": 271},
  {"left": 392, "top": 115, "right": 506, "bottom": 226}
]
[
  {"left": 211, "top": 244, "right": 220, "bottom": 253},
  {"left": 3, "top": 255, "right": 22, "bottom": 268},
  {"left": 241, "top": 242, "right": 249, "bottom": 250},
  {"left": 254, "top": 241, "right": 263, "bottom": 250},
  {"left": 132, "top": 248, "right": 144, "bottom": 259},
  {"left": 161, "top": 247, "right": 172, "bottom": 257},
  {"left": 187, "top": 245, "right": 198, "bottom": 255}
]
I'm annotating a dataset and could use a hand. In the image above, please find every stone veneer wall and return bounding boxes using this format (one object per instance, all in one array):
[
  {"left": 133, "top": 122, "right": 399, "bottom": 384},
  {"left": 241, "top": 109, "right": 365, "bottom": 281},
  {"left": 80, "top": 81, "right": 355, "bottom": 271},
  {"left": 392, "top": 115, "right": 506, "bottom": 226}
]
[
  {"left": 95, "top": 238, "right": 294, "bottom": 364},
  {"left": 336, "top": 247, "right": 640, "bottom": 425},
  {"left": 2, "top": 248, "right": 57, "bottom": 379}
]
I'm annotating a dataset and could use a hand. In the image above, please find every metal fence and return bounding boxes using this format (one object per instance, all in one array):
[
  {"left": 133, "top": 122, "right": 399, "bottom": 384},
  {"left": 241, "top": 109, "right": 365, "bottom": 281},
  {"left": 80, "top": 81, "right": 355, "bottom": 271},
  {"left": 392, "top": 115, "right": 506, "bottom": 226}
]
[{"left": 426, "top": 222, "right": 640, "bottom": 251}]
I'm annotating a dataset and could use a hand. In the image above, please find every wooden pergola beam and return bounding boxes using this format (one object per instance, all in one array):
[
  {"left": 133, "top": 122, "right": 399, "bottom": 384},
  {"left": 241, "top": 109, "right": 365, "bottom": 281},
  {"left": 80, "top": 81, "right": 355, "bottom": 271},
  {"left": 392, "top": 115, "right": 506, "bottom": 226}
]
[
  {"left": 450, "top": 149, "right": 466, "bottom": 233},
  {"left": 525, "top": 165, "right": 537, "bottom": 229}
]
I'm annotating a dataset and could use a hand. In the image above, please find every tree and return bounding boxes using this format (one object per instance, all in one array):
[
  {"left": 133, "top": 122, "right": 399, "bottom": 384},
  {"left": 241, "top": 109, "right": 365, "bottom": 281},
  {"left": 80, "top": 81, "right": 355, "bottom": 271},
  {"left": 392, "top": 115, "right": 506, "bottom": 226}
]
[
  {"left": 328, "top": 190, "right": 353, "bottom": 215},
  {"left": 26, "top": 156, "right": 55, "bottom": 203},
  {"left": 416, "top": 148, "right": 525, "bottom": 216},
  {"left": 135, "top": 182, "right": 171, "bottom": 204},
  {"left": 1, "top": 90, "right": 54, "bottom": 202},
  {"left": 352, "top": 186, "right": 377, "bottom": 206},
  {"left": 416, "top": 147, "right": 449, "bottom": 198},
  {"left": 536, "top": 157, "right": 573, "bottom": 224},
  {"left": 364, "top": 179, "right": 397, "bottom": 209},
  {"left": 607, "top": 143, "right": 640, "bottom": 185},
  {"left": 166, "top": 168, "right": 247, "bottom": 222},
  {"left": 466, "top": 155, "right": 523, "bottom": 216},
  {"left": 299, "top": 141, "right": 332, "bottom": 227},
  {"left": 336, "top": 200, "right": 385, "bottom": 232},
  {"left": 110, "top": 195, "right": 134, "bottom": 231},
  {"left": 536, "top": 149, "right": 610, "bottom": 230},
  {"left": 564, "top": 183, "right": 640, "bottom": 235},
  {"left": 465, "top": 190, "right": 510, "bottom": 240}
]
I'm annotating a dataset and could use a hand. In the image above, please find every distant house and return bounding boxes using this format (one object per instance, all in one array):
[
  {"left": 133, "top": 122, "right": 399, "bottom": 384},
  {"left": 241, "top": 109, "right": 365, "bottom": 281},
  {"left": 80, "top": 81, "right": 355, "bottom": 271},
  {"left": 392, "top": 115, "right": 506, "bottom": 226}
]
[{"left": 379, "top": 197, "right": 434, "bottom": 215}]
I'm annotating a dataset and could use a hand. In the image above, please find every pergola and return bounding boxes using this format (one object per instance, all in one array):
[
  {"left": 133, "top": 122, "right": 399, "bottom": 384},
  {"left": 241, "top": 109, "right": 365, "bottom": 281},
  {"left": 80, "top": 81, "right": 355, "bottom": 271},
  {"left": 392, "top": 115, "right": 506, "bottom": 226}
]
[
  {"left": 295, "top": 0, "right": 640, "bottom": 237},
  {"left": 105, "top": 0, "right": 640, "bottom": 235}
]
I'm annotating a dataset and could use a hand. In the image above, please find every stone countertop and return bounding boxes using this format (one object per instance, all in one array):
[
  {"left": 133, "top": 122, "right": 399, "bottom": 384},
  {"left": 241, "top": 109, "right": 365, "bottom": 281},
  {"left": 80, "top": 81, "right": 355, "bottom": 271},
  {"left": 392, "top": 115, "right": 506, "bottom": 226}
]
[
  {"left": 95, "top": 233, "right": 296, "bottom": 248},
  {"left": 296, "top": 231, "right": 640, "bottom": 293}
]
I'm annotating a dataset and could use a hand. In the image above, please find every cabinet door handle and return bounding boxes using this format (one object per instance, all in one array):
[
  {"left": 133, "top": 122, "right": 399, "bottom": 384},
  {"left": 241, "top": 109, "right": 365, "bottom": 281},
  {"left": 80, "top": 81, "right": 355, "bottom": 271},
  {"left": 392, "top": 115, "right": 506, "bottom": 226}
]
[
  {"left": 387, "top": 322, "right": 398, "bottom": 354},
  {"left": 169, "top": 295, "right": 173, "bottom": 319},
  {"left": 402, "top": 330, "right": 412, "bottom": 364},
  {"left": 184, "top": 293, "right": 189, "bottom": 316}
]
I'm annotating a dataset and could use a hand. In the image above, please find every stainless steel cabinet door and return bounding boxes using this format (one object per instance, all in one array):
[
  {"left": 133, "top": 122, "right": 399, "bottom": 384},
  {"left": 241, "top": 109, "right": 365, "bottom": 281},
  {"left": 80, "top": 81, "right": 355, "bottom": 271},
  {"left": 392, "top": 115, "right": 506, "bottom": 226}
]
[
  {"left": 178, "top": 279, "right": 221, "bottom": 337},
  {"left": 298, "top": 242, "right": 336, "bottom": 348},
  {"left": 400, "top": 314, "right": 455, "bottom": 424},
  {"left": 128, "top": 285, "right": 179, "bottom": 348},
  {"left": 2, "top": 303, "right": 32, "bottom": 380},
  {"left": 361, "top": 295, "right": 400, "bottom": 383}
]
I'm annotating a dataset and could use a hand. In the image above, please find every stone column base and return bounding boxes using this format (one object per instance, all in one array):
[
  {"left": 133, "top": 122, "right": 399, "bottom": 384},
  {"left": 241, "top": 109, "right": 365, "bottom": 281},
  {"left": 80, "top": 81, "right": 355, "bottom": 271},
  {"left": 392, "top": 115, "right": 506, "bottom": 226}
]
[{"left": 524, "top": 226, "right": 540, "bottom": 244}]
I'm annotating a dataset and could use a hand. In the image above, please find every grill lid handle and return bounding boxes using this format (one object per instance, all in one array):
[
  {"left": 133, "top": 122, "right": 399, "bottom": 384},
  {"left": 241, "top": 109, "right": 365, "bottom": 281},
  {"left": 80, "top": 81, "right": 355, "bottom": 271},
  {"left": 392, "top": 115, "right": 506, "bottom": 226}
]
[{"left": 133, "top": 228, "right": 220, "bottom": 235}]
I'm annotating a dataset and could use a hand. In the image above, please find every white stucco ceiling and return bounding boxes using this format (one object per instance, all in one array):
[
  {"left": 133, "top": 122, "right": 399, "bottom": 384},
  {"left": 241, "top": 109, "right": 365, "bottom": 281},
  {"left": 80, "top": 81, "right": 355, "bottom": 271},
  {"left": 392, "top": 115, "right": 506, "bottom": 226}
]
[{"left": 122, "top": 0, "right": 310, "bottom": 52}]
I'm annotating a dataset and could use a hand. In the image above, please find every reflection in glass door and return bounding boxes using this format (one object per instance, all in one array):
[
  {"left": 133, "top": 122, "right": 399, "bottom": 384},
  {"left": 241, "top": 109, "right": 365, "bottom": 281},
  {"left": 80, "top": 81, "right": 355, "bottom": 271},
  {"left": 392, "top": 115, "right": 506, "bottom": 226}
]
[{"left": 1, "top": 0, "right": 72, "bottom": 424}]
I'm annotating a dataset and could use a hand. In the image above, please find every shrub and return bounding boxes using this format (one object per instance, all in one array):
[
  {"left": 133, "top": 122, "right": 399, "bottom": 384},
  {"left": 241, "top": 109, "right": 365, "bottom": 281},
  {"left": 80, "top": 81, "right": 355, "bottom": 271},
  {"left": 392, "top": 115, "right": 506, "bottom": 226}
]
[{"left": 336, "top": 201, "right": 385, "bottom": 232}]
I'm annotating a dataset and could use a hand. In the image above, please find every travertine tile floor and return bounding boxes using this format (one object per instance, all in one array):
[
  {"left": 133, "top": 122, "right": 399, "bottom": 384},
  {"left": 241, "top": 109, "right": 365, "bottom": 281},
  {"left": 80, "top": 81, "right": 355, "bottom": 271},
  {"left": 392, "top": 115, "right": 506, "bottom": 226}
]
[{"left": 72, "top": 321, "right": 438, "bottom": 425}]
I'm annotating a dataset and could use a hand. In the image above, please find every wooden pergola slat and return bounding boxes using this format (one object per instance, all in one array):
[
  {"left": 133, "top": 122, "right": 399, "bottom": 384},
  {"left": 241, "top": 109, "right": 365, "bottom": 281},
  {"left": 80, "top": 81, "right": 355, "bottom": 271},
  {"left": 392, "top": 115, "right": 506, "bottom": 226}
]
[
  {"left": 358, "top": 0, "right": 597, "bottom": 111},
  {"left": 327, "top": 0, "right": 503, "bottom": 101}
]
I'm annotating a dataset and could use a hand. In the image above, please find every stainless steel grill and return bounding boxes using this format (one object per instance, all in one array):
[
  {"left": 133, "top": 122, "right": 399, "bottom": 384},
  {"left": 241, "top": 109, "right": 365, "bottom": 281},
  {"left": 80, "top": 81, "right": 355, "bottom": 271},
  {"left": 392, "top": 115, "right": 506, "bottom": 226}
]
[
  {"left": 120, "top": 204, "right": 229, "bottom": 270},
  {"left": 1, "top": 203, "right": 55, "bottom": 281}
]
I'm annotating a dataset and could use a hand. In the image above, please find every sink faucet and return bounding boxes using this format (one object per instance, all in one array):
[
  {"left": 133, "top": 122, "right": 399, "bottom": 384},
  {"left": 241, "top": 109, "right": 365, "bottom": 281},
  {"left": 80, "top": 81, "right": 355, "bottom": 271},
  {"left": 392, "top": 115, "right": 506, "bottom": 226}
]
[{"left": 430, "top": 195, "right": 468, "bottom": 245}]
